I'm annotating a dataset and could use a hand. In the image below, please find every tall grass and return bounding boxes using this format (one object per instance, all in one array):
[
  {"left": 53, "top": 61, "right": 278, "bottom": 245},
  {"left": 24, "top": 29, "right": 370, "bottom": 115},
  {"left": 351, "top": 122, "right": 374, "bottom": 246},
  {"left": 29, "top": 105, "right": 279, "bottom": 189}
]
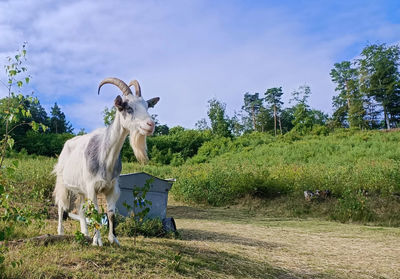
[
  {"left": 7, "top": 129, "right": 400, "bottom": 204},
  {"left": 4, "top": 129, "right": 400, "bottom": 225},
  {"left": 170, "top": 130, "right": 400, "bottom": 206}
]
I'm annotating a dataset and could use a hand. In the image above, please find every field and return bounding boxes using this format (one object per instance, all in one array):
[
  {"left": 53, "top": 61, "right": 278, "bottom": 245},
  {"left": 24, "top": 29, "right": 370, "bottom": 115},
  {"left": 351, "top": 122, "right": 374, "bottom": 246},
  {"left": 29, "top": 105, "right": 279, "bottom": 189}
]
[
  {"left": 1, "top": 130, "right": 400, "bottom": 278},
  {"left": 2, "top": 203, "right": 400, "bottom": 279}
]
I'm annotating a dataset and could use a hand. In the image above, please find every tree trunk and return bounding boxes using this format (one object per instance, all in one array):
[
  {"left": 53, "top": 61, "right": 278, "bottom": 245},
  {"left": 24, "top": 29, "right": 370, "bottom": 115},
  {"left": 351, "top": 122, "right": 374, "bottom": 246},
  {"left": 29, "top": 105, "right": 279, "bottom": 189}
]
[
  {"left": 345, "top": 80, "right": 352, "bottom": 128},
  {"left": 273, "top": 105, "right": 277, "bottom": 136},
  {"left": 278, "top": 116, "right": 282, "bottom": 135},
  {"left": 378, "top": 79, "right": 390, "bottom": 130},
  {"left": 252, "top": 106, "right": 256, "bottom": 131},
  {"left": 384, "top": 106, "right": 391, "bottom": 130}
]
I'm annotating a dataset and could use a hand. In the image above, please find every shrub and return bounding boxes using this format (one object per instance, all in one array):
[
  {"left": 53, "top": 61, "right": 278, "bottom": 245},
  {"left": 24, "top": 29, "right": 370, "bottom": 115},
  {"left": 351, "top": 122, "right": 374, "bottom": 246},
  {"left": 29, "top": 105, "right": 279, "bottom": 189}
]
[
  {"left": 16, "top": 131, "right": 74, "bottom": 157},
  {"left": 171, "top": 160, "right": 279, "bottom": 206},
  {"left": 331, "top": 189, "right": 375, "bottom": 223},
  {"left": 116, "top": 217, "right": 166, "bottom": 237}
]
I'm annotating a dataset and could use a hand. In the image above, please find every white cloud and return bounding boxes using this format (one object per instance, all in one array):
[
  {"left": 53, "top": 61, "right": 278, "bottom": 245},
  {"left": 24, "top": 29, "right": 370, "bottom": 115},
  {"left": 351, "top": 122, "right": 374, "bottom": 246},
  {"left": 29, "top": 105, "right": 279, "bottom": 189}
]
[{"left": 0, "top": 0, "right": 399, "bottom": 131}]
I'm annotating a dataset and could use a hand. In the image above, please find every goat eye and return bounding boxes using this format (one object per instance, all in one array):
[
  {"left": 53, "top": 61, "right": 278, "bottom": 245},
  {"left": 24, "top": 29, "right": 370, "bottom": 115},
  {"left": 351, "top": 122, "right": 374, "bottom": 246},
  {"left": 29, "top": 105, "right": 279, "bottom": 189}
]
[{"left": 126, "top": 107, "right": 133, "bottom": 113}]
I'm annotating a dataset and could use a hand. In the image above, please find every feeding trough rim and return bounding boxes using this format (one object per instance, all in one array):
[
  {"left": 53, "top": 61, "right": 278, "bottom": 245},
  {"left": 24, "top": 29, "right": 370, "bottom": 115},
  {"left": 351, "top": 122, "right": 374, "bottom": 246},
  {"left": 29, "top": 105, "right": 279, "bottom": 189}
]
[{"left": 120, "top": 172, "right": 175, "bottom": 183}]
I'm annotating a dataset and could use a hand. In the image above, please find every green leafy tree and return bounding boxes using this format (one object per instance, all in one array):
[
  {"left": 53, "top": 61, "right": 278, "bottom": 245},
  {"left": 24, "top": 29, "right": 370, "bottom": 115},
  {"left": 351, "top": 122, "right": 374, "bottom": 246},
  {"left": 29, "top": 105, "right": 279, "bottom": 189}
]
[
  {"left": 290, "top": 85, "right": 313, "bottom": 134},
  {"left": 195, "top": 118, "right": 210, "bottom": 131},
  {"left": 0, "top": 96, "right": 50, "bottom": 153},
  {"left": 154, "top": 124, "right": 169, "bottom": 136},
  {"left": 0, "top": 44, "right": 47, "bottom": 270},
  {"left": 0, "top": 44, "right": 46, "bottom": 168},
  {"left": 207, "top": 98, "right": 232, "bottom": 137},
  {"left": 230, "top": 111, "right": 245, "bottom": 136},
  {"left": 264, "top": 87, "right": 284, "bottom": 136},
  {"left": 254, "top": 107, "right": 274, "bottom": 133},
  {"left": 330, "top": 61, "right": 366, "bottom": 128},
  {"left": 242, "top": 93, "right": 263, "bottom": 131},
  {"left": 103, "top": 106, "right": 116, "bottom": 126},
  {"left": 279, "top": 107, "right": 295, "bottom": 133},
  {"left": 50, "top": 103, "right": 73, "bottom": 134},
  {"left": 77, "top": 128, "right": 86, "bottom": 135},
  {"left": 364, "top": 98, "right": 382, "bottom": 129},
  {"left": 151, "top": 114, "right": 169, "bottom": 136},
  {"left": 359, "top": 43, "right": 400, "bottom": 129}
]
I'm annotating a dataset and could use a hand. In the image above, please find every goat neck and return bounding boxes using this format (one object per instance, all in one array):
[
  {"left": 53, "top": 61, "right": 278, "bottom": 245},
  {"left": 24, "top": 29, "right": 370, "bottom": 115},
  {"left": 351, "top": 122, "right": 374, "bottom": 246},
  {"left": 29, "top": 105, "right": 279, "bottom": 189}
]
[{"left": 103, "top": 113, "right": 129, "bottom": 176}]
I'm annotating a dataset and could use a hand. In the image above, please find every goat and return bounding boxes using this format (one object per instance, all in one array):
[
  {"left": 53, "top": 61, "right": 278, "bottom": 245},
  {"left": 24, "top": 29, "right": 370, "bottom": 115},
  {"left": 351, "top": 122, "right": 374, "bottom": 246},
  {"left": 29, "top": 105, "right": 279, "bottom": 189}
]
[{"left": 53, "top": 77, "right": 159, "bottom": 246}]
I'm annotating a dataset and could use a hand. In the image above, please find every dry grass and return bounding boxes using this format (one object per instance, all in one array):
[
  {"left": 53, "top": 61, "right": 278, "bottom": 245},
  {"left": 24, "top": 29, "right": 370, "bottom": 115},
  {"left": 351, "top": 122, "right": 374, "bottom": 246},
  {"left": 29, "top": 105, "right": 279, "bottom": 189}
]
[
  {"left": 169, "top": 204, "right": 400, "bottom": 279},
  {"left": 2, "top": 202, "right": 400, "bottom": 279}
]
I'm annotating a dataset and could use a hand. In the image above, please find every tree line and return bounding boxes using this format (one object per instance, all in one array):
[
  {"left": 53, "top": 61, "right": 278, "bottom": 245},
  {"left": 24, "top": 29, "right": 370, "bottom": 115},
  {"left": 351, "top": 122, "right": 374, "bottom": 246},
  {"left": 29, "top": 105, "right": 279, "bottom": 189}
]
[
  {"left": 197, "top": 43, "right": 400, "bottom": 138},
  {"left": 1, "top": 42, "right": 399, "bottom": 160}
]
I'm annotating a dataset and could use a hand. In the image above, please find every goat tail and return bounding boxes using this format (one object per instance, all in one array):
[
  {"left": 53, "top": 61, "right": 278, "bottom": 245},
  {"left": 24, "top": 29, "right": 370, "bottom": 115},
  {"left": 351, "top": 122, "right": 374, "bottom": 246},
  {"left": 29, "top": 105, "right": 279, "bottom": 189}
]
[{"left": 53, "top": 173, "right": 70, "bottom": 212}]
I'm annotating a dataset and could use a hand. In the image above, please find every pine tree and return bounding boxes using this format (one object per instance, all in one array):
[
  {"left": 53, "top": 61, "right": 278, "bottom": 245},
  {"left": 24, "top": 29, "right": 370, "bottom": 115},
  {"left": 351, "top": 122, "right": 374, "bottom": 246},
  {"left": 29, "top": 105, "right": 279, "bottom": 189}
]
[
  {"left": 264, "top": 87, "right": 284, "bottom": 136},
  {"left": 50, "top": 103, "right": 73, "bottom": 134},
  {"left": 242, "top": 93, "right": 263, "bottom": 131}
]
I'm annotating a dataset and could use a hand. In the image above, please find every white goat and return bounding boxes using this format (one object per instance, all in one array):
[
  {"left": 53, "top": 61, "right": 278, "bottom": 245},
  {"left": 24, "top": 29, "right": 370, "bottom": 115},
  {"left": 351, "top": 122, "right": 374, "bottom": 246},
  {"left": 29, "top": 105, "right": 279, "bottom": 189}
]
[{"left": 53, "top": 77, "right": 159, "bottom": 246}]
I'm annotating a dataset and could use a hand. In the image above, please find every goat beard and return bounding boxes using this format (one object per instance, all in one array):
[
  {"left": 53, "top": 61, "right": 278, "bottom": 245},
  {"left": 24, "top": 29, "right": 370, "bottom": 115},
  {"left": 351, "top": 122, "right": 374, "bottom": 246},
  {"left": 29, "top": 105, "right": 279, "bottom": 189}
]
[{"left": 129, "top": 131, "right": 148, "bottom": 164}]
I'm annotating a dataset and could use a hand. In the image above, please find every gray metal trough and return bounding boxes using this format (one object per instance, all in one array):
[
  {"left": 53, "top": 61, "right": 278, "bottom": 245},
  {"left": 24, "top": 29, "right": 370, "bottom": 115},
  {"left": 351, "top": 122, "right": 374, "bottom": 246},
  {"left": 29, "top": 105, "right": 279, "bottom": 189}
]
[{"left": 115, "top": 172, "right": 176, "bottom": 231}]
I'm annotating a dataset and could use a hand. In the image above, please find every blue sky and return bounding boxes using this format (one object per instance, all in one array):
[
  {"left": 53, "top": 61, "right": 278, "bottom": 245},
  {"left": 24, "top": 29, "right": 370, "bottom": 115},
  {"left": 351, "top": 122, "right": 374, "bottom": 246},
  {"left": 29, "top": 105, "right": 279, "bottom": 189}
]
[{"left": 1, "top": 0, "right": 399, "bottom": 132}]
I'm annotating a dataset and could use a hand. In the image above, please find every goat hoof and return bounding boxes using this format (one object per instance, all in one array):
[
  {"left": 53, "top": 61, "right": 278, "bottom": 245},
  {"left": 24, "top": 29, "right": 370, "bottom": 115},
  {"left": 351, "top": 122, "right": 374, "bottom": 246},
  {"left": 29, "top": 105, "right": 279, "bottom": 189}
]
[
  {"left": 92, "top": 241, "right": 103, "bottom": 247},
  {"left": 92, "top": 237, "right": 103, "bottom": 246},
  {"left": 109, "top": 236, "right": 120, "bottom": 246}
]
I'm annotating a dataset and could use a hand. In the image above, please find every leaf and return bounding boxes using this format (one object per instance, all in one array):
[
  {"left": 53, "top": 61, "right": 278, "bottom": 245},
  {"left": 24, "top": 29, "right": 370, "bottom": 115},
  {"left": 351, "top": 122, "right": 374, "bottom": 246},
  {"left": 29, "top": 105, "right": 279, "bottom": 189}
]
[
  {"left": 25, "top": 77, "right": 30, "bottom": 84},
  {"left": 40, "top": 124, "right": 48, "bottom": 132},
  {"left": 31, "top": 121, "right": 39, "bottom": 132},
  {"left": 0, "top": 230, "right": 5, "bottom": 241},
  {"left": 7, "top": 137, "right": 15, "bottom": 149}
]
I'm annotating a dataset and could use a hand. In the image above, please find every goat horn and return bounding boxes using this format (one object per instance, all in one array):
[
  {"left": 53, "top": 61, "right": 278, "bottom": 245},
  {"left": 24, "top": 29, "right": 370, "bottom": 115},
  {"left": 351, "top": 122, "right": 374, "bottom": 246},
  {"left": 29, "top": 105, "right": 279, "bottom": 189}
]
[
  {"left": 98, "top": 77, "right": 132, "bottom": 96},
  {"left": 128, "top": 80, "right": 141, "bottom": 97}
]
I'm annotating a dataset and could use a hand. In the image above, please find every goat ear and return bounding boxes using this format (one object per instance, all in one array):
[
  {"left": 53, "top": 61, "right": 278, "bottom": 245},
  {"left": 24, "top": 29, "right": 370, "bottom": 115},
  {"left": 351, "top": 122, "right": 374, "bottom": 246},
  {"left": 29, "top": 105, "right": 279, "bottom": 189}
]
[
  {"left": 114, "top": 95, "right": 124, "bottom": 111},
  {"left": 147, "top": 97, "right": 160, "bottom": 108}
]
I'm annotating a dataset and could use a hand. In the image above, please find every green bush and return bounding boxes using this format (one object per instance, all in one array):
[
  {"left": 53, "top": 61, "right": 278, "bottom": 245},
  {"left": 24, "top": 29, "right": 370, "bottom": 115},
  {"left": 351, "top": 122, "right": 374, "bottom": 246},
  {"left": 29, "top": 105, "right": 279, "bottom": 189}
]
[
  {"left": 331, "top": 189, "right": 375, "bottom": 223},
  {"left": 190, "top": 132, "right": 275, "bottom": 164},
  {"left": 15, "top": 131, "right": 74, "bottom": 157},
  {"left": 171, "top": 130, "right": 400, "bottom": 206},
  {"left": 171, "top": 159, "right": 284, "bottom": 206},
  {"left": 116, "top": 217, "right": 166, "bottom": 237}
]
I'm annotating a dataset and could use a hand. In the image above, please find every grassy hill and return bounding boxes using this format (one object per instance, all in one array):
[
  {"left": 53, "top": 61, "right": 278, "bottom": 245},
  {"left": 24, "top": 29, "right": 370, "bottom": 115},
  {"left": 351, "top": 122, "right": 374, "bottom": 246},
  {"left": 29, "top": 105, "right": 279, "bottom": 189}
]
[
  {"left": 3, "top": 129, "right": 400, "bottom": 227},
  {"left": 2, "top": 129, "right": 400, "bottom": 277},
  {"left": 124, "top": 129, "right": 400, "bottom": 225}
]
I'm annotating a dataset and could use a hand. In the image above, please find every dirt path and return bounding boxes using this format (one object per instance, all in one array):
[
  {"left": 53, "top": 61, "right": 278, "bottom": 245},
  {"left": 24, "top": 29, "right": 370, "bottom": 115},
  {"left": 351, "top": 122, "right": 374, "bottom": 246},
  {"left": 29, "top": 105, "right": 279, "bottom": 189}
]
[{"left": 169, "top": 205, "right": 400, "bottom": 279}]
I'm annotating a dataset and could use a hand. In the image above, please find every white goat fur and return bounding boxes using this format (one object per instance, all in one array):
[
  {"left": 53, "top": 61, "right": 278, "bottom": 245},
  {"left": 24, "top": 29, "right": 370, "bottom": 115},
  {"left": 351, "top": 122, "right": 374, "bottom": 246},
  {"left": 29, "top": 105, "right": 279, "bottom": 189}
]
[{"left": 53, "top": 79, "right": 159, "bottom": 246}]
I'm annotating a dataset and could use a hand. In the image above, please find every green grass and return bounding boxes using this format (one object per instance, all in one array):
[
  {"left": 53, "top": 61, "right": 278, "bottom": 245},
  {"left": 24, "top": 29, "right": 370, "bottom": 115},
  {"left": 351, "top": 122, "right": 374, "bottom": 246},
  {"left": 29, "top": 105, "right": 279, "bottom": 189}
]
[
  {"left": 2, "top": 204, "right": 400, "bottom": 279},
  {"left": 3, "top": 129, "right": 400, "bottom": 226}
]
